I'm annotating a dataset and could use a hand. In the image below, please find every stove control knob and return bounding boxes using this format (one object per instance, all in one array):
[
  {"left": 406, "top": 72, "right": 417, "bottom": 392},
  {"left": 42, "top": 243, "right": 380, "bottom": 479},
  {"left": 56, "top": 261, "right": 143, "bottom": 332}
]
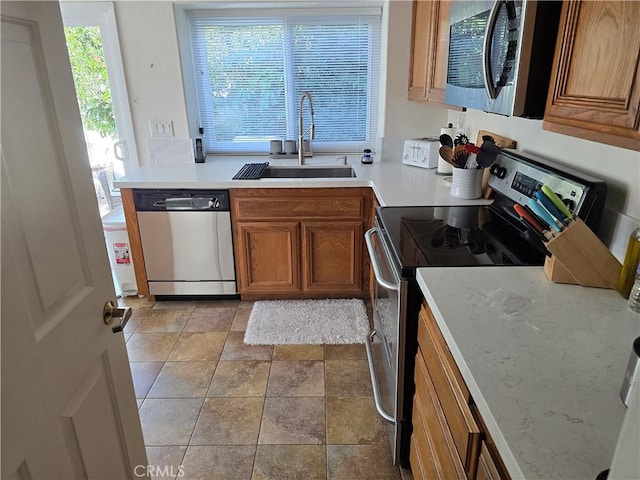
[
  {"left": 496, "top": 166, "right": 507, "bottom": 179},
  {"left": 490, "top": 164, "right": 500, "bottom": 176},
  {"left": 563, "top": 198, "right": 575, "bottom": 211}
]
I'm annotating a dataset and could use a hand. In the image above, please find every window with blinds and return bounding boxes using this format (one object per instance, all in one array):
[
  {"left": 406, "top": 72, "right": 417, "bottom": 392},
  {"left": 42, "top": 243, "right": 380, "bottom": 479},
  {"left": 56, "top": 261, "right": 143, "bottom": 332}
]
[{"left": 188, "top": 10, "right": 381, "bottom": 154}]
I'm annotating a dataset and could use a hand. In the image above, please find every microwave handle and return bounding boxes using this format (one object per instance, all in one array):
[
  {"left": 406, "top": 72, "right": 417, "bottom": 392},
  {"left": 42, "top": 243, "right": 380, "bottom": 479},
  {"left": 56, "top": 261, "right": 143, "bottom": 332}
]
[{"left": 482, "top": 0, "right": 501, "bottom": 99}]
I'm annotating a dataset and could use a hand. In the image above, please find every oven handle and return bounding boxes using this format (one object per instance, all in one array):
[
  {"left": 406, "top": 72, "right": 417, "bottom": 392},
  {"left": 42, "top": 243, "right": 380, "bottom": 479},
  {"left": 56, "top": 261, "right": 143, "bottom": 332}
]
[
  {"left": 365, "top": 227, "right": 399, "bottom": 292},
  {"left": 365, "top": 329, "right": 396, "bottom": 424}
]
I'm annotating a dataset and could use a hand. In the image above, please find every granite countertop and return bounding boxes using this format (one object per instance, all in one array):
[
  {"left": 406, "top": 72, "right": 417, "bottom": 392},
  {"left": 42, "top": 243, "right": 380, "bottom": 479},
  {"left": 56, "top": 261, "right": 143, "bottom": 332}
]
[
  {"left": 113, "top": 156, "right": 492, "bottom": 207},
  {"left": 416, "top": 266, "right": 640, "bottom": 480}
]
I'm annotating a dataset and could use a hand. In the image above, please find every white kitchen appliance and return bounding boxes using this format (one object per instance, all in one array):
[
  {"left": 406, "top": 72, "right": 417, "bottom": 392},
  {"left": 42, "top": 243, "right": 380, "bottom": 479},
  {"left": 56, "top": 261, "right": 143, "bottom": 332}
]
[
  {"left": 402, "top": 138, "right": 440, "bottom": 169},
  {"left": 134, "top": 189, "right": 236, "bottom": 296}
]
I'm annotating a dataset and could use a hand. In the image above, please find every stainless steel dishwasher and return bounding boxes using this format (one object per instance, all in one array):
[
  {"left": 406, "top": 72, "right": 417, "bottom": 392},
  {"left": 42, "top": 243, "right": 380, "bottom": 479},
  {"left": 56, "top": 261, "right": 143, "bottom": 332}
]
[{"left": 133, "top": 189, "right": 236, "bottom": 296}]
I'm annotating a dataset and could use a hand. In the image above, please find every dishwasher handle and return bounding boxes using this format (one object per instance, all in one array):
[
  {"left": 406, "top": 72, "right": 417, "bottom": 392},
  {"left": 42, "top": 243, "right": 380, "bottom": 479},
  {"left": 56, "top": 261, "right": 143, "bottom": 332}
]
[
  {"left": 150, "top": 197, "right": 222, "bottom": 210},
  {"left": 133, "top": 189, "right": 230, "bottom": 211}
]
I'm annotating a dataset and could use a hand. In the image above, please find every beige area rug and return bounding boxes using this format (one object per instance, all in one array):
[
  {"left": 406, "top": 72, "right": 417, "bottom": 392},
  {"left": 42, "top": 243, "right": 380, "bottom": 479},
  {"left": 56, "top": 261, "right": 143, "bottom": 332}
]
[{"left": 244, "top": 298, "right": 369, "bottom": 345}]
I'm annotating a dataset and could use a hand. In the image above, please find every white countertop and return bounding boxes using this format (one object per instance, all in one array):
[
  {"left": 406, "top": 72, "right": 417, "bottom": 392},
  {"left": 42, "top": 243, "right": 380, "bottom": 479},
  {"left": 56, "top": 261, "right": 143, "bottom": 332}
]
[
  {"left": 417, "top": 266, "right": 640, "bottom": 480},
  {"left": 114, "top": 156, "right": 492, "bottom": 207}
]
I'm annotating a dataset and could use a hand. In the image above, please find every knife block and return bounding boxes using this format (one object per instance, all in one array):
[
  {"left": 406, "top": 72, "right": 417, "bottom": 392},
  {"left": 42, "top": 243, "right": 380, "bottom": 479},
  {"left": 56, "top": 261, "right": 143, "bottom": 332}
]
[{"left": 543, "top": 218, "right": 622, "bottom": 289}]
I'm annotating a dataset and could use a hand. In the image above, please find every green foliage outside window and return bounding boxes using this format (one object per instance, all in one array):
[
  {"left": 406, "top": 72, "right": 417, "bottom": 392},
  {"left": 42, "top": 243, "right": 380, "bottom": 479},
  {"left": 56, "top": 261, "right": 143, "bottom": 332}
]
[{"left": 64, "top": 26, "right": 116, "bottom": 138}]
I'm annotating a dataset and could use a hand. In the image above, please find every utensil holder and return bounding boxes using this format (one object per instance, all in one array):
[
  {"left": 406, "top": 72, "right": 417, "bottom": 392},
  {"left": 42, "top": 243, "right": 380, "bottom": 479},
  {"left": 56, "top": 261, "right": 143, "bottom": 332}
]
[
  {"left": 543, "top": 218, "right": 622, "bottom": 289},
  {"left": 450, "top": 167, "right": 483, "bottom": 199}
]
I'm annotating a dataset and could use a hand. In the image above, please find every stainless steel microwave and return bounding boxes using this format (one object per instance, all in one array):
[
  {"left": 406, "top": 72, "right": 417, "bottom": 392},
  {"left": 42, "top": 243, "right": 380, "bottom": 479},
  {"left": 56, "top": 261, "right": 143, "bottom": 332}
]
[{"left": 445, "top": 0, "right": 561, "bottom": 118}]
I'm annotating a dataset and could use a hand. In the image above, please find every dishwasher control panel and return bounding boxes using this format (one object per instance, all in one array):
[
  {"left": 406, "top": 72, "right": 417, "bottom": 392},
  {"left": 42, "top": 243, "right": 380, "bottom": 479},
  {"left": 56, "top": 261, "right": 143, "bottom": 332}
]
[{"left": 133, "top": 189, "right": 230, "bottom": 211}]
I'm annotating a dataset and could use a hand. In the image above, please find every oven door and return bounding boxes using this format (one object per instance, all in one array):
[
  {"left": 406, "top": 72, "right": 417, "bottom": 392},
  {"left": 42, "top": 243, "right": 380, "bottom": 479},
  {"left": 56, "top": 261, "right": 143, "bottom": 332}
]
[{"left": 364, "top": 226, "right": 403, "bottom": 464}]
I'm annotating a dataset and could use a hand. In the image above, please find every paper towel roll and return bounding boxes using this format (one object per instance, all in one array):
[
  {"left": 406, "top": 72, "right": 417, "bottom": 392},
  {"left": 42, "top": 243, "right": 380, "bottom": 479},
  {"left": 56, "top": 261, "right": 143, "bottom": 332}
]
[
  {"left": 440, "top": 126, "right": 457, "bottom": 144},
  {"left": 437, "top": 126, "right": 457, "bottom": 175}
]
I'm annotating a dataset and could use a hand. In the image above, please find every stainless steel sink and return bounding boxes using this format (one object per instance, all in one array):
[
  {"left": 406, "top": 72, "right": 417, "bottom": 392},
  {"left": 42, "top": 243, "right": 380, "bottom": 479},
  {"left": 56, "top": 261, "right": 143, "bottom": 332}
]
[{"left": 261, "top": 165, "right": 356, "bottom": 178}]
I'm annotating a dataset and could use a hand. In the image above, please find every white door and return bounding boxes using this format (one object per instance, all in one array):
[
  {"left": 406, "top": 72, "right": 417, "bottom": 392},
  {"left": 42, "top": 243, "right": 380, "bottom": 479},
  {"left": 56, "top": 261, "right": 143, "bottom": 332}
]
[{"left": 1, "top": 2, "right": 147, "bottom": 478}]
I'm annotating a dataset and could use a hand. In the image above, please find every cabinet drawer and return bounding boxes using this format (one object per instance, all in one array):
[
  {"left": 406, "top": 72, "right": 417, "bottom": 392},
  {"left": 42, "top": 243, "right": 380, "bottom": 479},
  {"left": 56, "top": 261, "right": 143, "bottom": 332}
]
[
  {"left": 413, "top": 351, "right": 467, "bottom": 480},
  {"left": 418, "top": 304, "right": 480, "bottom": 475},
  {"left": 410, "top": 400, "right": 438, "bottom": 480},
  {"left": 471, "top": 405, "right": 511, "bottom": 480},
  {"left": 230, "top": 188, "right": 366, "bottom": 220},
  {"left": 476, "top": 443, "right": 502, "bottom": 480},
  {"left": 419, "top": 302, "right": 470, "bottom": 401}
]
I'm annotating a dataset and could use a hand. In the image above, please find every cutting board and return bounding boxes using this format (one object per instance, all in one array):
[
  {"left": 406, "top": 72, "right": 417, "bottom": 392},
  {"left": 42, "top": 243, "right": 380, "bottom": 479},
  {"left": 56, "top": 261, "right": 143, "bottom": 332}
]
[
  {"left": 477, "top": 130, "right": 517, "bottom": 199},
  {"left": 476, "top": 130, "right": 517, "bottom": 149}
]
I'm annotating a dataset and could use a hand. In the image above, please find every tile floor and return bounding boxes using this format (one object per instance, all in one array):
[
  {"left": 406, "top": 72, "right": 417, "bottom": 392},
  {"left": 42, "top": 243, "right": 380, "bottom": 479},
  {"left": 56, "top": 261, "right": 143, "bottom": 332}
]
[{"left": 121, "top": 296, "right": 404, "bottom": 480}]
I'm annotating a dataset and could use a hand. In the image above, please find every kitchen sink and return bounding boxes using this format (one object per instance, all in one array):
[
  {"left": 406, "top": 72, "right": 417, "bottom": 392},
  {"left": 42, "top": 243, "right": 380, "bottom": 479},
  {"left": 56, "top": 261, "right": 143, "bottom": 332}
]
[{"left": 261, "top": 165, "right": 356, "bottom": 178}]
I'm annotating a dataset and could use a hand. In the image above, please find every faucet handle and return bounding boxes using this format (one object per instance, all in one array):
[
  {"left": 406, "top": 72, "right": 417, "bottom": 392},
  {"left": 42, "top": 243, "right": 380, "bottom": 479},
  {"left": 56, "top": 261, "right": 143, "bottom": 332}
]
[{"left": 336, "top": 156, "right": 348, "bottom": 165}]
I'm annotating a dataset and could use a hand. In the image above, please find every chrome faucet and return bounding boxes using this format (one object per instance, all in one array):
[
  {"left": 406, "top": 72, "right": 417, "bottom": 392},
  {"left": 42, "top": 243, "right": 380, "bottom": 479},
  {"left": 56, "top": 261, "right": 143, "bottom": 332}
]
[{"left": 298, "top": 91, "right": 315, "bottom": 165}]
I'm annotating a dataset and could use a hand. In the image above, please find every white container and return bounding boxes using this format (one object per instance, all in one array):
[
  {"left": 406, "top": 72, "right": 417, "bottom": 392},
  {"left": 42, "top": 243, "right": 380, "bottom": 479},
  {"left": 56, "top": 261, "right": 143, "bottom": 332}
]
[
  {"left": 102, "top": 206, "right": 138, "bottom": 296},
  {"left": 437, "top": 126, "right": 457, "bottom": 175},
  {"left": 450, "top": 167, "right": 483, "bottom": 199},
  {"left": 284, "top": 139, "right": 296, "bottom": 154}
]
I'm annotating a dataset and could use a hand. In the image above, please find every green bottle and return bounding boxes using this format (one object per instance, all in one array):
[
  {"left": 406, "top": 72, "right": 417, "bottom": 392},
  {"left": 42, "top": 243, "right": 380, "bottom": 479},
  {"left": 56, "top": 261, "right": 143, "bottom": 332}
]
[{"left": 618, "top": 227, "right": 640, "bottom": 299}]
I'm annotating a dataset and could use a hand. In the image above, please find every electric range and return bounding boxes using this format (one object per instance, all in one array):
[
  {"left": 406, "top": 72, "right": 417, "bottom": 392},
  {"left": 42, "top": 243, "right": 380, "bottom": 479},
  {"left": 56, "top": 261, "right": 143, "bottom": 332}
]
[{"left": 365, "top": 148, "right": 608, "bottom": 467}]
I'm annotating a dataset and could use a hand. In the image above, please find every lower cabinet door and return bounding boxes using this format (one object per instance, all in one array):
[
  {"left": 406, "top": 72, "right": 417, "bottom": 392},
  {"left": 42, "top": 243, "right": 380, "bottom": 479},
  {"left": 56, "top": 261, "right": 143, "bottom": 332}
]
[
  {"left": 301, "top": 221, "right": 363, "bottom": 293},
  {"left": 235, "top": 222, "right": 300, "bottom": 293},
  {"left": 411, "top": 351, "right": 467, "bottom": 480},
  {"left": 476, "top": 443, "right": 502, "bottom": 480}
]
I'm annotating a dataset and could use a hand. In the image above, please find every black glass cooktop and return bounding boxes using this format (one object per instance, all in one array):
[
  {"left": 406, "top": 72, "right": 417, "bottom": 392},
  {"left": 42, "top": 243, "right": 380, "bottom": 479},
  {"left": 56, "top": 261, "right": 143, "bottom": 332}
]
[{"left": 376, "top": 205, "right": 546, "bottom": 277}]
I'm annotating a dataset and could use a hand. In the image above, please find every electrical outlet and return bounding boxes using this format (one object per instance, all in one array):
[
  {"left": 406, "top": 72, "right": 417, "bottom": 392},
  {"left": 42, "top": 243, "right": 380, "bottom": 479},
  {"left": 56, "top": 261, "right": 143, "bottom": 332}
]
[{"left": 149, "top": 120, "right": 174, "bottom": 137}]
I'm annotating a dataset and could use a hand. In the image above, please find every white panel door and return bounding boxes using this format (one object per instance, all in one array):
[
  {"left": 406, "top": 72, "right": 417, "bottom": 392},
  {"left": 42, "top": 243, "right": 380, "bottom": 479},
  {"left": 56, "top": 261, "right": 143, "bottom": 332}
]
[{"left": 1, "top": 2, "right": 147, "bottom": 478}]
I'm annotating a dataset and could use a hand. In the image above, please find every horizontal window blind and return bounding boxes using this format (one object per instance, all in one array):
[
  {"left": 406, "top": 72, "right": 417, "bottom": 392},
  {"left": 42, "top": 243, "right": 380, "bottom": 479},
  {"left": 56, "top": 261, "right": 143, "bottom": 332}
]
[{"left": 189, "top": 11, "right": 380, "bottom": 154}]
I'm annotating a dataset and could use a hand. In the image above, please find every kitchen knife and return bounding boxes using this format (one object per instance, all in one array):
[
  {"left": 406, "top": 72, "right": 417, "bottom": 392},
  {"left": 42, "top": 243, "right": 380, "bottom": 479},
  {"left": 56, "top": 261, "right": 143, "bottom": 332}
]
[
  {"left": 514, "top": 204, "right": 552, "bottom": 241},
  {"left": 534, "top": 190, "right": 569, "bottom": 228},
  {"left": 514, "top": 204, "right": 543, "bottom": 233},
  {"left": 527, "top": 198, "right": 561, "bottom": 233},
  {"left": 541, "top": 185, "right": 575, "bottom": 220}
]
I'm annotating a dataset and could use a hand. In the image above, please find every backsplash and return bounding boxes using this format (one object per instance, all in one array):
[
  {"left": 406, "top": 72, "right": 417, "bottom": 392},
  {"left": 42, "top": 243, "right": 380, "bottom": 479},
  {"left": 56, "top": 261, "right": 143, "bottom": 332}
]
[{"left": 600, "top": 209, "right": 640, "bottom": 263}]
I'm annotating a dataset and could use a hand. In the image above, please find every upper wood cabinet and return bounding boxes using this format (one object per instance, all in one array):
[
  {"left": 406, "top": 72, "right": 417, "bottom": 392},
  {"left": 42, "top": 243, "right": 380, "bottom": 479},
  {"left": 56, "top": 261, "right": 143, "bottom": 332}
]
[
  {"left": 543, "top": 1, "right": 640, "bottom": 151},
  {"left": 408, "top": 0, "right": 458, "bottom": 108}
]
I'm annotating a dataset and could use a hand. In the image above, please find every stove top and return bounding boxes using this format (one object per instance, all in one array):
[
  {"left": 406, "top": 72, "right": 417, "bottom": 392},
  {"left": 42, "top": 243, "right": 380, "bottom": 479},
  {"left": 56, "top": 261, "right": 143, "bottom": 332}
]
[
  {"left": 377, "top": 205, "right": 544, "bottom": 277},
  {"left": 376, "top": 149, "right": 608, "bottom": 279}
]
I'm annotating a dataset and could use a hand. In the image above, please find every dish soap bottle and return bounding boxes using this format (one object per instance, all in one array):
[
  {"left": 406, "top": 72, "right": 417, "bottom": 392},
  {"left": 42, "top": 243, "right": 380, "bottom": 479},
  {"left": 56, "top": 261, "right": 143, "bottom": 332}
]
[{"left": 618, "top": 227, "right": 640, "bottom": 299}]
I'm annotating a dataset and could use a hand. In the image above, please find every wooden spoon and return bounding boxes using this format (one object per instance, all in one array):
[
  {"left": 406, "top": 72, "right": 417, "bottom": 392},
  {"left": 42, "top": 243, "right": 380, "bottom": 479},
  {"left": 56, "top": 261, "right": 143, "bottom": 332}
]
[{"left": 438, "top": 146, "right": 455, "bottom": 166}]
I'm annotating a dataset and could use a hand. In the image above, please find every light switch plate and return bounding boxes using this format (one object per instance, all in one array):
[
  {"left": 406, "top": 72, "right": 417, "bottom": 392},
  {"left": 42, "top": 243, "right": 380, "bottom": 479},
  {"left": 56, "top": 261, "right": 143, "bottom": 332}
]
[{"left": 149, "top": 120, "right": 174, "bottom": 137}]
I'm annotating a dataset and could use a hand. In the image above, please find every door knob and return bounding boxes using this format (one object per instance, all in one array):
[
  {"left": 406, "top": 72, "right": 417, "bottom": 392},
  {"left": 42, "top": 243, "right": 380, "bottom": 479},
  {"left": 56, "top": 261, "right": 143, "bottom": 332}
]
[{"left": 103, "top": 300, "right": 132, "bottom": 333}]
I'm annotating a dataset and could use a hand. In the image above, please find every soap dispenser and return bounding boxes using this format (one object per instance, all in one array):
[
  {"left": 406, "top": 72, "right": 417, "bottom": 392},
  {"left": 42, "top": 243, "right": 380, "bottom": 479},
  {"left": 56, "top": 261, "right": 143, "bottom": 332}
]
[{"left": 361, "top": 148, "right": 373, "bottom": 164}]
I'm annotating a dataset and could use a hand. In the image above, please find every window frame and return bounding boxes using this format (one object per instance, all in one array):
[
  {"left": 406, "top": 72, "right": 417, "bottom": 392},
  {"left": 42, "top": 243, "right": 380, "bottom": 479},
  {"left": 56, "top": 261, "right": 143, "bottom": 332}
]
[{"left": 182, "top": 6, "right": 382, "bottom": 155}]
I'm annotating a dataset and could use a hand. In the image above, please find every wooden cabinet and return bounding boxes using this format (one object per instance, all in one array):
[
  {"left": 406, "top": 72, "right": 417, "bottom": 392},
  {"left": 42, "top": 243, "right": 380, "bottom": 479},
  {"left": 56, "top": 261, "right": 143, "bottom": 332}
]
[
  {"left": 543, "top": 1, "right": 640, "bottom": 151},
  {"left": 235, "top": 222, "right": 300, "bottom": 294},
  {"left": 301, "top": 221, "right": 363, "bottom": 294},
  {"left": 408, "top": 0, "right": 459, "bottom": 108},
  {"left": 410, "top": 301, "right": 510, "bottom": 480},
  {"left": 120, "top": 188, "right": 149, "bottom": 296},
  {"left": 476, "top": 443, "right": 502, "bottom": 480},
  {"left": 230, "top": 188, "right": 372, "bottom": 299}
]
